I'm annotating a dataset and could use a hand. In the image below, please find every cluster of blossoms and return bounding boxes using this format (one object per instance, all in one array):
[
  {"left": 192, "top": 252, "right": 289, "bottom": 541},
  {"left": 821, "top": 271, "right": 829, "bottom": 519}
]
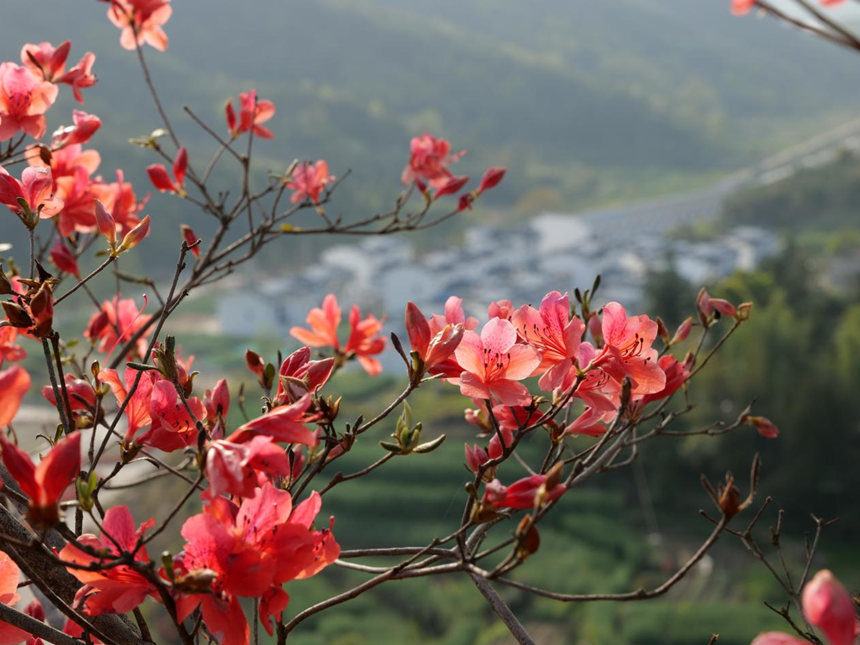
[
  {"left": 285, "top": 288, "right": 774, "bottom": 518},
  {"left": 0, "top": 336, "right": 340, "bottom": 644}
]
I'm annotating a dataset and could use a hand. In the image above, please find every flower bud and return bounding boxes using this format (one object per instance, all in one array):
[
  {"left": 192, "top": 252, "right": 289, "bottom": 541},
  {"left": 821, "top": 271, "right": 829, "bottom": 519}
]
[
  {"left": 117, "top": 215, "right": 150, "bottom": 253},
  {"left": 94, "top": 199, "right": 116, "bottom": 246},
  {"left": 802, "top": 570, "right": 856, "bottom": 645}
]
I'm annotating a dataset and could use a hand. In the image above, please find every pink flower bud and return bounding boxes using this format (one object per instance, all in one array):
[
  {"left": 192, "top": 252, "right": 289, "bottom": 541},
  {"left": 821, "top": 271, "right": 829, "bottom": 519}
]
[
  {"left": 94, "top": 199, "right": 116, "bottom": 245},
  {"left": 465, "top": 444, "right": 489, "bottom": 473},
  {"left": 117, "top": 214, "right": 150, "bottom": 253},
  {"left": 225, "top": 100, "right": 237, "bottom": 134},
  {"left": 477, "top": 166, "right": 506, "bottom": 193},
  {"left": 181, "top": 224, "right": 200, "bottom": 258},
  {"left": 697, "top": 288, "right": 736, "bottom": 318},
  {"left": 173, "top": 147, "right": 188, "bottom": 189},
  {"left": 802, "top": 570, "right": 858, "bottom": 645},
  {"left": 434, "top": 175, "right": 469, "bottom": 198},
  {"left": 405, "top": 301, "right": 431, "bottom": 357},
  {"left": 671, "top": 316, "right": 693, "bottom": 345},
  {"left": 147, "top": 164, "right": 176, "bottom": 193},
  {"left": 52, "top": 110, "right": 101, "bottom": 147},
  {"left": 747, "top": 415, "right": 779, "bottom": 439}
]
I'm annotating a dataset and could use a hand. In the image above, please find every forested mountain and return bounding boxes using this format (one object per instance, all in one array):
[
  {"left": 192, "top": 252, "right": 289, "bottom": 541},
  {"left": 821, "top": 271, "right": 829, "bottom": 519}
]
[
  {"left": 4, "top": 1, "right": 860, "bottom": 197},
  {"left": 3, "top": 1, "right": 860, "bottom": 264}
]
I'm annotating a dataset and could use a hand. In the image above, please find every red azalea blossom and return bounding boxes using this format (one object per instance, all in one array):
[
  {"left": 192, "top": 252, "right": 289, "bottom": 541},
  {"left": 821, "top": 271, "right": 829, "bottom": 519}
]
[
  {"left": 477, "top": 166, "right": 506, "bottom": 193},
  {"left": 0, "top": 327, "right": 27, "bottom": 366},
  {"left": 344, "top": 304, "right": 387, "bottom": 376},
  {"left": 225, "top": 89, "right": 276, "bottom": 139},
  {"left": 286, "top": 160, "right": 334, "bottom": 205},
  {"left": 52, "top": 110, "right": 102, "bottom": 148},
  {"left": 0, "top": 550, "right": 30, "bottom": 644},
  {"left": 0, "top": 62, "right": 58, "bottom": 141},
  {"left": 483, "top": 473, "right": 566, "bottom": 510},
  {"left": 181, "top": 224, "right": 200, "bottom": 257},
  {"left": 205, "top": 435, "right": 292, "bottom": 498},
  {"left": 401, "top": 132, "right": 466, "bottom": 188},
  {"left": 0, "top": 165, "right": 63, "bottom": 221},
  {"left": 0, "top": 431, "right": 81, "bottom": 527},
  {"left": 453, "top": 318, "right": 540, "bottom": 406},
  {"left": 404, "top": 301, "right": 464, "bottom": 375},
  {"left": 174, "top": 483, "right": 339, "bottom": 645},
  {"left": 49, "top": 240, "right": 81, "bottom": 279},
  {"left": 56, "top": 52, "right": 97, "bottom": 103},
  {"left": 41, "top": 374, "right": 96, "bottom": 412},
  {"left": 59, "top": 505, "right": 157, "bottom": 615},
  {"left": 230, "top": 394, "right": 317, "bottom": 446},
  {"left": 594, "top": 301, "right": 666, "bottom": 396},
  {"left": 0, "top": 365, "right": 30, "bottom": 427},
  {"left": 20, "top": 41, "right": 71, "bottom": 82},
  {"left": 512, "top": 291, "right": 585, "bottom": 392},
  {"left": 433, "top": 174, "right": 470, "bottom": 199},
  {"left": 98, "top": 366, "right": 156, "bottom": 443},
  {"left": 107, "top": 0, "right": 173, "bottom": 52},
  {"left": 273, "top": 346, "right": 335, "bottom": 406},
  {"left": 290, "top": 294, "right": 341, "bottom": 349},
  {"left": 84, "top": 296, "right": 151, "bottom": 358}
]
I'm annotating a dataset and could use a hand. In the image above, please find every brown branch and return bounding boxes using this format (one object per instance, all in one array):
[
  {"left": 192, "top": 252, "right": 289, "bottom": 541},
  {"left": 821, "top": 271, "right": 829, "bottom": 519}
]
[{"left": 482, "top": 515, "right": 729, "bottom": 603}]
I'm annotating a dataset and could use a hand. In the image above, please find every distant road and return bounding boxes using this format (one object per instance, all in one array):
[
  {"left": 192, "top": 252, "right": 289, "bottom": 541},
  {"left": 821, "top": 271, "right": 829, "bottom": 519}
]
[{"left": 558, "top": 116, "right": 860, "bottom": 238}]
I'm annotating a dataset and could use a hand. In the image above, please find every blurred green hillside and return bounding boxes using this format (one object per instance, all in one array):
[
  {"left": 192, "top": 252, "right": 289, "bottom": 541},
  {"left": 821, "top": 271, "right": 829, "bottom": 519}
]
[{"left": 3, "top": 1, "right": 860, "bottom": 270}]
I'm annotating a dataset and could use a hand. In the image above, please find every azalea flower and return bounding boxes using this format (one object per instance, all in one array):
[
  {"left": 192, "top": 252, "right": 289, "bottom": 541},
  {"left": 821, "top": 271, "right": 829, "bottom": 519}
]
[
  {"left": 273, "top": 346, "right": 335, "bottom": 406},
  {"left": 0, "top": 365, "right": 30, "bottom": 427},
  {"left": 594, "top": 301, "right": 666, "bottom": 396},
  {"left": 0, "top": 431, "right": 81, "bottom": 527},
  {"left": 230, "top": 394, "right": 317, "bottom": 446},
  {"left": 42, "top": 374, "right": 97, "bottom": 428},
  {"left": 404, "top": 301, "right": 463, "bottom": 376},
  {"left": 290, "top": 294, "right": 340, "bottom": 349},
  {"left": 401, "top": 132, "right": 466, "bottom": 188},
  {"left": 483, "top": 473, "right": 566, "bottom": 510},
  {"left": 0, "top": 550, "right": 30, "bottom": 644},
  {"left": 290, "top": 294, "right": 386, "bottom": 376},
  {"left": 0, "top": 62, "right": 58, "bottom": 141},
  {"left": 286, "top": 160, "right": 334, "bottom": 204},
  {"left": 98, "top": 366, "right": 156, "bottom": 443},
  {"left": 134, "top": 379, "right": 205, "bottom": 452},
  {"left": 205, "top": 435, "right": 292, "bottom": 498},
  {"left": 225, "top": 89, "right": 275, "bottom": 139},
  {"left": 174, "top": 483, "right": 339, "bottom": 644},
  {"left": 344, "top": 304, "right": 386, "bottom": 376},
  {"left": 56, "top": 52, "right": 97, "bottom": 103},
  {"left": 49, "top": 240, "right": 81, "bottom": 279},
  {"left": 511, "top": 291, "right": 585, "bottom": 392},
  {"left": 453, "top": 318, "right": 540, "bottom": 406},
  {"left": 107, "top": 0, "right": 173, "bottom": 52},
  {"left": 59, "top": 505, "right": 156, "bottom": 615},
  {"left": 20, "top": 41, "right": 71, "bottom": 81},
  {"left": 84, "top": 296, "right": 151, "bottom": 359},
  {"left": 0, "top": 327, "right": 26, "bottom": 366},
  {"left": 0, "top": 165, "right": 63, "bottom": 223}
]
